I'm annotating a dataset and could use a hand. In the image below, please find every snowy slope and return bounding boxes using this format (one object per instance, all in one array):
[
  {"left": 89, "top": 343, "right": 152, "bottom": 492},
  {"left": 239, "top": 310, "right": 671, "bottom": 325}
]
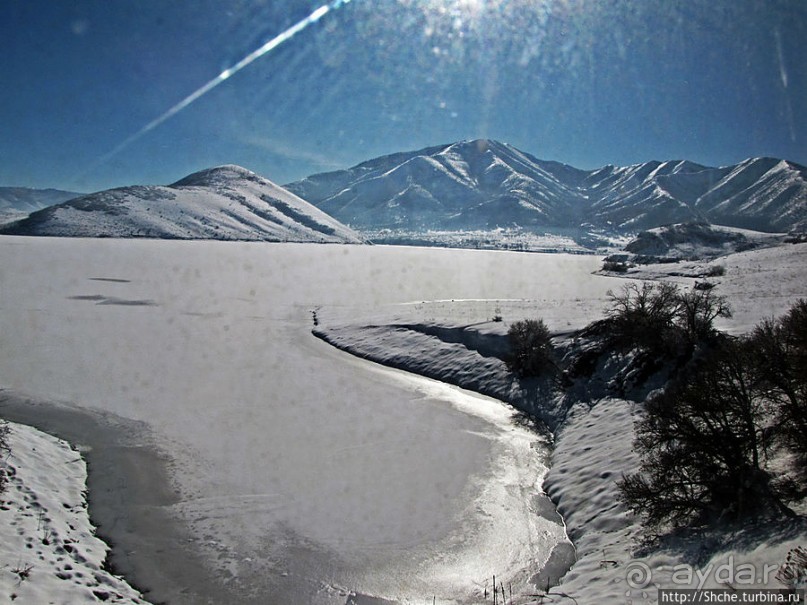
[
  {"left": 621, "top": 221, "right": 786, "bottom": 262},
  {"left": 0, "top": 187, "right": 81, "bottom": 213},
  {"left": 694, "top": 158, "right": 807, "bottom": 231},
  {"left": 287, "top": 140, "right": 807, "bottom": 236},
  {"left": 0, "top": 165, "right": 362, "bottom": 243},
  {"left": 584, "top": 160, "right": 716, "bottom": 230}
]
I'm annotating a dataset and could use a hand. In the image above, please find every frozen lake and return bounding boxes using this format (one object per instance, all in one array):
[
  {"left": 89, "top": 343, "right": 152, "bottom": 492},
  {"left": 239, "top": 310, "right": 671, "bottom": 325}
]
[{"left": 0, "top": 237, "right": 618, "bottom": 604}]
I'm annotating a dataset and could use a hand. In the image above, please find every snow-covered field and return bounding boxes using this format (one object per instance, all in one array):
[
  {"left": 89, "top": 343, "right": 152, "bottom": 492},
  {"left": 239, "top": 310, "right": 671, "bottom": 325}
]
[
  {"left": 620, "top": 242, "right": 807, "bottom": 334},
  {"left": 0, "top": 237, "right": 628, "bottom": 604},
  {"left": 1, "top": 236, "right": 805, "bottom": 604}
]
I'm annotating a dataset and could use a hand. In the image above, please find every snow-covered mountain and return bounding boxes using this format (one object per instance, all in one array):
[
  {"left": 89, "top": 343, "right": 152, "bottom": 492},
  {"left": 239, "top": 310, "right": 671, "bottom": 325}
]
[
  {"left": 5, "top": 144, "right": 803, "bottom": 246},
  {"left": 286, "top": 140, "right": 807, "bottom": 236},
  {"left": 287, "top": 139, "right": 588, "bottom": 231},
  {"left": 0, "top": 187, "right": 81, "bottom": 224},
  {"left": 0, "top": 165, "right": 362, "bottom": 243}
]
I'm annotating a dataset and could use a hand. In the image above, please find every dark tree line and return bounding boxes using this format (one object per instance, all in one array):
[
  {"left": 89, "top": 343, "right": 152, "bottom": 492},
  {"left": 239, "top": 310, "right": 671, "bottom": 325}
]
[{"left": 618, "top": 296, "right": 807, "bottom": 528}]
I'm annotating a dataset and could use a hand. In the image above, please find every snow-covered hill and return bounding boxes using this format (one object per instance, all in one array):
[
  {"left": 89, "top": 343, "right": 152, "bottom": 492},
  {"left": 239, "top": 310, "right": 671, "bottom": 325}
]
[
  {"left": 0, "top": 165, "right": 362, "bottom": 243},
  {"left": 0, "top": 187, "right": 81, "bottom": 225},
  {"left": 620, "top": 221, "right": 786, "bottom": 263},
  {"left": 286, "top": 140, "right": 807, "bottom": 237}
]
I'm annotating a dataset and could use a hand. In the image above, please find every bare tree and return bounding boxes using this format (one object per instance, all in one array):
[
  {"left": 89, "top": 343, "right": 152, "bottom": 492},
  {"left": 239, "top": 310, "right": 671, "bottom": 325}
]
[
  {"left": 604, "top": 281, "right": 731, "bottom": 355},
  {"left": 605, "top": 282, "right": 682, "bottom": 352},
  {"left": 677, "top": 287, "right": 732, "bottom": 343},
  {"left": 618, "top": 339, "right": 788, "bottom": 527},
  {"left": 749, "top": 299, "right": 807, "bottom": 480}
]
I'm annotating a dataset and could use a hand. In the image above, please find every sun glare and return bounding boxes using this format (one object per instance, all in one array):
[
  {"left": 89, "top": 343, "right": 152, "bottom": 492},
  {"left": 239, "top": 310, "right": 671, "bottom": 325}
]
[
  {"left": 416, "top": 0, "right": 496, "bottom": 23},
  {"left": 457, "top": 0, "right": 483, "bottom": 12},
  {"left": 408, "top": 0, "right": 502, "bottom": 40}
]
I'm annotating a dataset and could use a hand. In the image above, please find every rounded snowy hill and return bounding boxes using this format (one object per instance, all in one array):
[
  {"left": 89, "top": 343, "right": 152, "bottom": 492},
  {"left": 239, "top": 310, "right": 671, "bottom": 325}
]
[{"left": 0, "top": 165, "right": 363, "bottom": 243}]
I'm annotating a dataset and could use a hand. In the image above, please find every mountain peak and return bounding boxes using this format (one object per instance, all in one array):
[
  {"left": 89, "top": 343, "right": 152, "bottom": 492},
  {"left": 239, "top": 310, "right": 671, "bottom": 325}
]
[
  {"left": 446, "top": 139, "right": 513, "bottom": 157},
  {"left": 170, "top": 164, "right": 262, "bottom": 188}
]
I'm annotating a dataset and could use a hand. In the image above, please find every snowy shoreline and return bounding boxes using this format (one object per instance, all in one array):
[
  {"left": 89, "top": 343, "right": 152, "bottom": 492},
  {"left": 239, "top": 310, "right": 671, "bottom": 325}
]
[
  {"left": 0, "top": 390, "right": 229, "bottom": 605},
  {"left": 5, "top": 328, "right": 804, "bottom": 605},
  {"left": 312, "top": 321, "right": 580, "bottom": 592},
  {"left": 0, "top": 419, "right": 149, "bottom": 604},
  {"left": 313, "top": 320, "right": 807, "bottom": 603},
  {"left": 1, "top": 374, "right": 568, "bottom": 605}
]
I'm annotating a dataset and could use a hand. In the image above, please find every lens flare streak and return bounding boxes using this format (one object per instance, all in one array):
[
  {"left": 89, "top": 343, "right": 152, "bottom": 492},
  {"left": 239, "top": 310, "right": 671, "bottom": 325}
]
[{"left": 83, "top": 0, "right": 353, "bottom": 177}]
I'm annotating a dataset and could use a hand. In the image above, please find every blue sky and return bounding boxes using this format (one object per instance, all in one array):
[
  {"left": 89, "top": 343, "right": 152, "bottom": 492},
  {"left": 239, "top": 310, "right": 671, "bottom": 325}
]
[{"left": 2, "top": 0, "right": 806, "bottom": 192}]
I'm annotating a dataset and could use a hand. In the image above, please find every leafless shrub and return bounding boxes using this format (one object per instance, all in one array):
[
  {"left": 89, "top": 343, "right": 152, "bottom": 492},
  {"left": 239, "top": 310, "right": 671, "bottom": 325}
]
[
  {"left": 705, "top": 264, "right": 726, "bottom": 277},
  {"left": 507, "top": 319, "right": 555, "bottom": 378}
]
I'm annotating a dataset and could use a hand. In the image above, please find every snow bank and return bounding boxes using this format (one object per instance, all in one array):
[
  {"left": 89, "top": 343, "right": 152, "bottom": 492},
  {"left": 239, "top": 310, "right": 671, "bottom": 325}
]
[
  {"left": 313, "top": 321, "right": 569, "bottom": 430},
  {"left": 543, "top": 398, "right": 643, "bottom": 600},
  {"left": 0, "top": 421, "right": 149, "bottom": 604},
  {"left": 545, "top": 396, "right": 807, "bottom": 604}
]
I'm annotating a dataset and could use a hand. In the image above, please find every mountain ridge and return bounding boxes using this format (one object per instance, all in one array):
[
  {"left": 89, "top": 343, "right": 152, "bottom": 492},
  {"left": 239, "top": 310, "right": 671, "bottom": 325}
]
[
  {"left": 0, "top": 187, "right": 83, "bottom": 224},
  {"left": 286, "top": 140, "right": 807, "bottom": 235},
  {"left": 3, "top": 141, "right": 805, "bottom": 245}
]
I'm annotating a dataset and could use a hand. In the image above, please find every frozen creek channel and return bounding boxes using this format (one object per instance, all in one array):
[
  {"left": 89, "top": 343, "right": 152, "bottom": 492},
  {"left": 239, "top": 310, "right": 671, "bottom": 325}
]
[{"left": 0, "top": 237, "right": 621, "bottom": 604}]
